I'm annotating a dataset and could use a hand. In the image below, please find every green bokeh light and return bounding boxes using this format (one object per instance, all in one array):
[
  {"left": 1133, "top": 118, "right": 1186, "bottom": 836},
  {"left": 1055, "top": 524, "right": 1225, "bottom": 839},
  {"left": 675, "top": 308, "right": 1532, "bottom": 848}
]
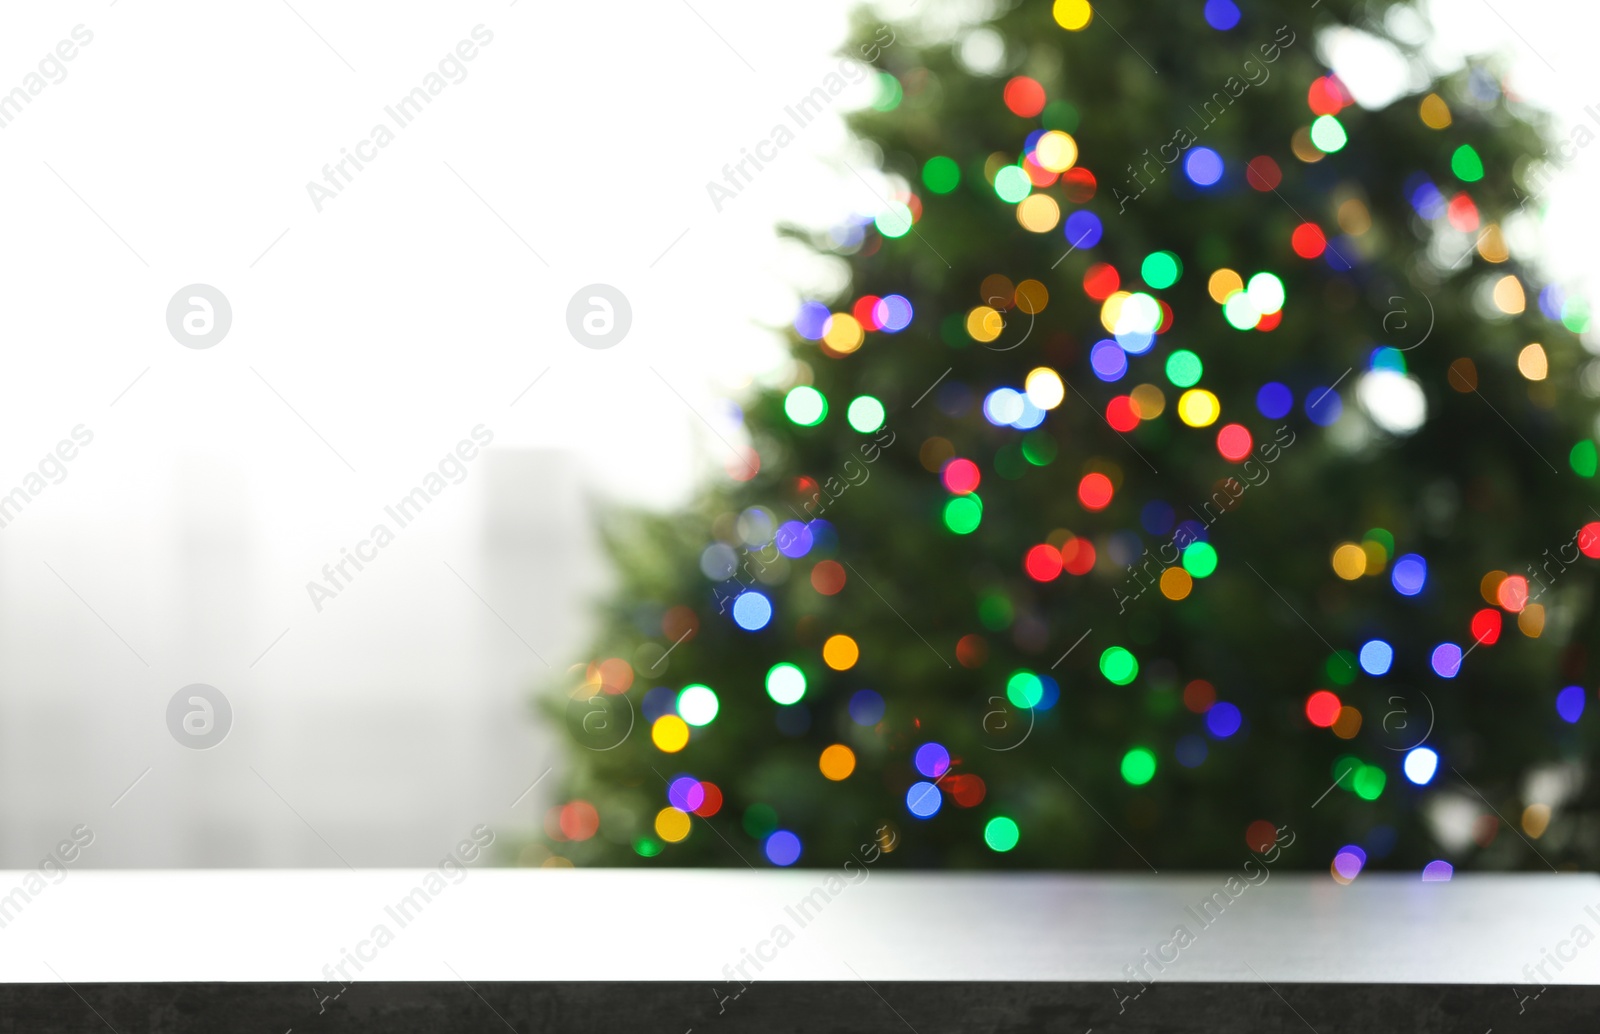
[
  {"left": 1006, "top": 670, "right": 1044, "bottom": 708},
  {"left": 1141, "top": 251, "right": 1182, "bottom": 289},
  {"left": 1563, "top": 298, "right": 1591, "bottom": 333},
  {"left": 1222, "top": 291, "right": 1260, "bottom": 330},
  {"left": 1022, "top": 430, "right": 1058, "bottom": 466},
  {"left": 1182, "top": 541, "right": 1218, "bottom": 578},
  {"left": 1120, "top": 748, "right": 1157, "bottom": 786},
  {"left": 1570, "top": 439, "right": 1598, "bottom": 478},
  {"left": 1326, "top": 650, "right": 1358, "bottom": 686},
  {"left": 978, "top": 592, "right": 1013, "bottom": 631},
  {"left": 1042, "top": 99, "right": 1080, "bottom": 132},
  {"left": 765, "top": 663, "right": 807, "bottom": 705},
  {"left": 784, "top": 386, "right": 827, "bottom": 426},
  {"left": 984, "top": 816, "right": 1021, "bottom": 852},
  {"left": 923, "top": 156, "right": 961, "bottom": 194},
  {"left": 1246, "top": 272, "right": 1285, "bottom": 314},
  {"left": 1451, "top": 144, "right": 1484, "bottom": 182},
  {"left": 944, "top": 494, "right": 983, "bottom": 534},
  {"left": 1165, "top": 349, "right": 1203, "bottom": 388},
  {"left": 1100, "top": 646, "right": 1139, "bottom": 685},
  {"left": 875, "top": 202, "right": 913, "bottom": 239},
  {"left": 847, "top": 395, "right": 886, "bottom": 433},
  {"left": 1310, "top": 114, "right": 1347, "bottom": 153},
  {"left": 871, "top": 72, "right": 902, "bottom": 111},
  {"left": 1353, "top": 764, "right": 1387, "bottom": 800},
  {"left": 742, "top": 804, "right": 778, "bottom": 839},
  {"left": 633, "top": 838, "right": 662, "bottom": 857},
  {"left": 677, "top": 684, "right": 719, "bottom": 726},
  {"left": 994, "top": 165, "right": 1032, "bottom": 203}
]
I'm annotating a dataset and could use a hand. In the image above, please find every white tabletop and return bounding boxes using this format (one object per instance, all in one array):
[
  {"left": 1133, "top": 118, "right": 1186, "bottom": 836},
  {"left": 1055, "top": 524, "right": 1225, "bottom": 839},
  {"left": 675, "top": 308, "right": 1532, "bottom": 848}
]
[{"left": 2, "top": 869, "right": 1594, "bottom": 984}]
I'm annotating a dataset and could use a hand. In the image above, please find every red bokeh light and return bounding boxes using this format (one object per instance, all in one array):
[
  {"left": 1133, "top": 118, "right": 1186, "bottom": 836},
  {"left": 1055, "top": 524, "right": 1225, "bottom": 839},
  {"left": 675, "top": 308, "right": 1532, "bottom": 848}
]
[
  {"left": 1305, "top": 690, "right": 1342, "bottom": 728},
  {"left": 1106, "top": 396, "right": 1140, "bottom": 432},
  {"left": 948, "top": 773, "right": 987, "bottom": 808},
  {"left": 1470, "top": 607, "right": 1502, "bottom": 646},
  {"left": 853, "top": 295, "right": 882, "bottom": 330},
  {"left": 559, "top": 800, "right": 599, "bottom": 841},
  {"left": 1061, "top": 166, "right": 1097, "bottom": 202},
  {"left": 694, "top": 782, "right": 723, "bottom": 818},
  {"left": 1448, "top": 192, "right": 1479, "bottom": 232},
  {"left": 1083, "top": 263, "right": 1120, "bottom": 300},
  {"left": 811, "top": 560, "right": 847, "bottom": 595},
  {"left": 1497, "top": 574, "right": 1529, "bottom": 613},
  {"left": 1003, "top": 76, "right": 1047, "bottom": 117},
  {"left": 1246, "top": 156, "right": 1282, "bottom": 191},
  {"left": 942, "top": 457, "right": 981, "bottom": 494},
  {"left": 956, "top": 633, "right": 988, "bottom": 668},
  {"left": 1307, "top": 76, "right": 1349, "bottom": 116},
  {"left": 1060, "top": 536, "right": 1097, "bottom": 575},
  {"left": 1078, "top": 473, "right": 1114, "bottom": 511},
  {"left": 1291, "top": 223, "right": 1326, "bottom": 259},
  {"left": 1216, "top": 423, "right": 1253, "bottom": 462},
  {"left": 1184, "top": 679, "right": 1216, "bottom": 713},
  {"left": 1025, "top": 544, "right": 1064, "bottom": 581},
  {"left": 1245, "top": 819, "right": 1279, "bottom": 853}
]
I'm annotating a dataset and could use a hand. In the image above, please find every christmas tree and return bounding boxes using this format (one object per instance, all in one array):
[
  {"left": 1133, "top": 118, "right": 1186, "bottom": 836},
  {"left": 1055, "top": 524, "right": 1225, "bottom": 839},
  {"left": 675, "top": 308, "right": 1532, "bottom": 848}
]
[{"left": 539, "top": 0, "right": 1600, "bottom": 873}]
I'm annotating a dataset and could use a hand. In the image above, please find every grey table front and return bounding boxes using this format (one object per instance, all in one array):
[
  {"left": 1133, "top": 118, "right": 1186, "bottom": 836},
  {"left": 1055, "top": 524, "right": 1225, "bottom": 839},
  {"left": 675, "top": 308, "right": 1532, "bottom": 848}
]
[{"left": 1, "top": 869, "right": 1594, "bottom": 1031}]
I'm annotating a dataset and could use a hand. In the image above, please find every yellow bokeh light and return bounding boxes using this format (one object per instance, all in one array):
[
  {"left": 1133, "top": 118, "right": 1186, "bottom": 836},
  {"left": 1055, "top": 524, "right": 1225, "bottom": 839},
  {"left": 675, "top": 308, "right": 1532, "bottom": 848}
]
[
  {"left": 819, "top": 744, "right": 857, "bottom": 781},
  {"left": 1176, "top": 389, "right": 1220, "bottom": 428},
  {"left": 1052, "top": 0, "right": 1092, "bottom": 30},
  {"left": 1207, "top": 269, "right": 1243, "bottom": 304},
  {"left": 1337, "top": 198, "right": 1371, "bottom": 236},
  {"left": 1477, "top": 224, "right": 1509, "bottom": 263},
  {"left": 1331, "top": 543, "right": 1367, "bottom": 581},
  {"left": 1034, "top": 130, "right": 1079, "bottom": 172},
  {"left": 823, "top": 313, "right": 864, "bottom": 354},
  {"left": 966, "top": 305, "right": 1004, "bottom": 343},
  {"left": 1521, "top": 803, "right": 1551, "bottom": 839},
  {"left": 1480, "top": 570, "right": 1507, "bottom": 605},
  {"left": 1419, "top": 92, "right": 1451, "bottom": 129},
  {"left": 1100, "top": 290, "right": 1131, "bottom": 333},
  {"left": 1290, "top": 126, "right": 1324, "bottom": 164},
  {"left": 1518, "top": 602, "right": 1545, "bottom": 638},
  {"left": 1493, "top": 275, "right": 1526, "bottom": 315},
  {"left": 1017, "top": 193, "right": 1061, "bottom": 233},
  {"left": 1159, "top": 566, "right": 1193, "bottom": 600},
  {"left": 655, "top": 806, "right": 692, "bottom": 842},
  {"left": 1332, "top": 705, "right": 1363, "bottom": 740},
  {"left": 651, "top": 714, "right": 690, "bottom": 753},
  {"left": 1025, "top": 367, "right": 1065, "bottom": 410},
  {"left": 1014, "top": 279, "right": 1049, "bottom": 315},
  {"left": 823, "top": 634, "right": 860, "bottom": 671},
  {"left": 1130, "top": 383, "right": 1165, "bottom": 420},
  {"left": 1517, "top": 342, "right": 1548, "bottom": 381}
]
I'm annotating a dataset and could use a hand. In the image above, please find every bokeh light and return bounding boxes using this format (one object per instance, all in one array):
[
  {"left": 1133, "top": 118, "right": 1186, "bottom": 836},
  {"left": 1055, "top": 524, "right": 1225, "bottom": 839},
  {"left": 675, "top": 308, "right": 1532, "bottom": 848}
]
[
  {"left": 766, "top": 662, "right": 807, "bottom": 705},
  {"left": 677, "top": 684, "right": 720, "bottom": 726},
  {"left": 1121, "top": 747, "right": 1157, "bottom": 785},
  {"left": 651, "top": 714, "right": 690, "bottom": 753},
  {"left": 914, "top": 742, "right": 951, "bottom": 778},
  {"left": 1403, "top": 747, "right": 1438, "bottom": 785},
  {"left": 906, "top": 781, "right": 942, "bottom": 818},
  {"left": 984, "top": 816, "right": 1020, "bottom": 851},
  {"left": 819, "top": 744, "right": 857, "bottom": 780},
  {"left": 765, "top": 830, "right": 801, "bottom": 866},
  {"left": 823, "top": 634, "right": 859, "bottom": 670}
]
